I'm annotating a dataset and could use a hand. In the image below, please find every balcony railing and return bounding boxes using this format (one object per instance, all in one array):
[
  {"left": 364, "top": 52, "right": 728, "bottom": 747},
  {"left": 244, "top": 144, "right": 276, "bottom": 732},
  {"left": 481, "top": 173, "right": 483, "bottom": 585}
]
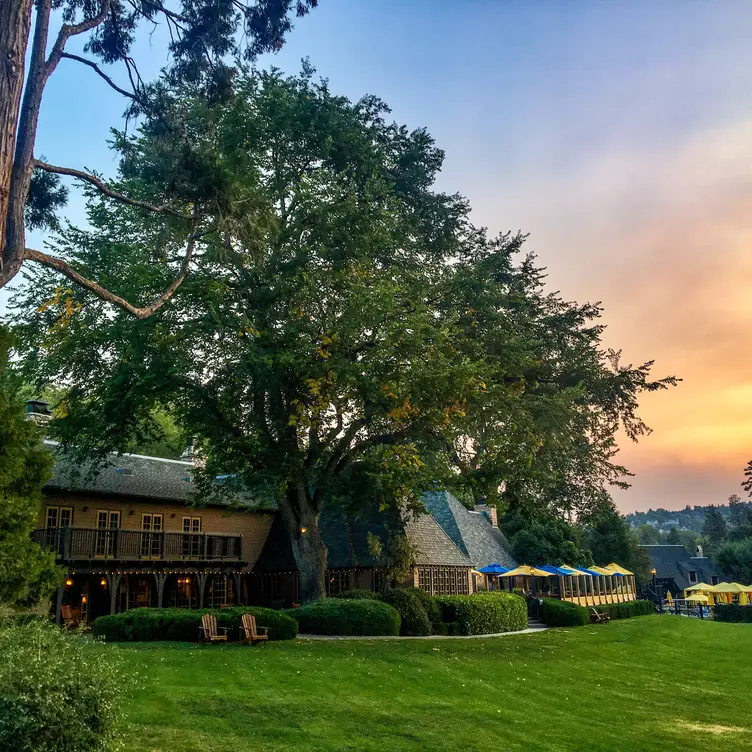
[{"left": 32, "top": 527, "right": 243, "bottom": 563}]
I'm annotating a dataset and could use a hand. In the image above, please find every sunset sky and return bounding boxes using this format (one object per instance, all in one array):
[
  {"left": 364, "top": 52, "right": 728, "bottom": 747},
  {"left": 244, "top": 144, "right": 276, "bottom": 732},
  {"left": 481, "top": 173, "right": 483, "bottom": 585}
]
[{"left": 8, "top": 0, "right": 752, "bottom": 512}]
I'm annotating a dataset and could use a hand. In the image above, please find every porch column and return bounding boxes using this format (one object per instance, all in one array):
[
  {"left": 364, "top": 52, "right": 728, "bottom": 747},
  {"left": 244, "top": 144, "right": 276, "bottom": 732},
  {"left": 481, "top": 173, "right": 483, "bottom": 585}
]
[
  {"left": 155, "top": 573, "right": 167, "bottom": 608},
  {"left": 197, "top": 572, "right": 208, "bottom": 609},
  {"left": 106, "top": 574, "right": 121, "bottom": 615},
  {"left": 233, "top": 573, "right": 243, "bottom": 605},
  {"left": 54, "top": 584, "right": 64, "bottom": 625}
]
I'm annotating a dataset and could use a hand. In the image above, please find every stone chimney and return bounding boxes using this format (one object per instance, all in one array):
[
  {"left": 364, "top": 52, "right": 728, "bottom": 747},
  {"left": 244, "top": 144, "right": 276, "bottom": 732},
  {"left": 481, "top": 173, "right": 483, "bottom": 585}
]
[
  {"left": 695, "top": 544, "right": 704, "bottom": 558},
  {"left": 25, "top": 399, "right": 52, "bottom": 425},
  {"left": 475, "top": 503, "right": 498, "bottom": 528}
]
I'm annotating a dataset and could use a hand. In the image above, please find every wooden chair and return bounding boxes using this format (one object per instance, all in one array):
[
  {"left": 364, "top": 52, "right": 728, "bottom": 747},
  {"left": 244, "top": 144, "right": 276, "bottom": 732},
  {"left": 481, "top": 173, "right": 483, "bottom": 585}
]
[
  {"left": 240, "top": 613, "right": 269, "bottom": 646},
  {"left": 589, "top": 607, "right": 610, "bottom": 625},
  {"left": 199, "top": 613, "right": 231, "bottom": 643},
  {"left": 60, "top": 604, "right": 77, "bottom": 629}
]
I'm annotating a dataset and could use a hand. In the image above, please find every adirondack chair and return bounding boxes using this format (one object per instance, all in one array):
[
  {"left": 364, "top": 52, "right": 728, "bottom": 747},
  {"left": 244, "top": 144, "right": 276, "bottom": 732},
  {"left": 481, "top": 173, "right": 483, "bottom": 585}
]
[
  {"left": 240, "top": 613, "right": 269, "bottom": 646},
  {"left": 60, "top": 604, "right": 77, "bottom": 629},
  {"left": 589, "top": 607, "right": 610, "bottom": 625},
  {"left": 199, "top": 613, "right": 231, "bottom": 642}
]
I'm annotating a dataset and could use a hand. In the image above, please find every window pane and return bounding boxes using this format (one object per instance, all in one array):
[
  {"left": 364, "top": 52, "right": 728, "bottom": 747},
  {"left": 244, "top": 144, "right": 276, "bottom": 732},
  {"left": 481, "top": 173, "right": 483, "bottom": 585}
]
[
  {"left": 46, "top": 507, "right": 59, "bottom": 528},
  {"left": 59, "top": 507, "right": 72, "bottom": 527}
]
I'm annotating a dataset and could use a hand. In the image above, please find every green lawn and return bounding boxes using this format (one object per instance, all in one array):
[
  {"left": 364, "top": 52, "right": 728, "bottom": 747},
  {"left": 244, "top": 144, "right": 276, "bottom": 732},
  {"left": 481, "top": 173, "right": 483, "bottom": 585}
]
[{"left": 117, "top": 616, "right": 752, "bottom": 752}]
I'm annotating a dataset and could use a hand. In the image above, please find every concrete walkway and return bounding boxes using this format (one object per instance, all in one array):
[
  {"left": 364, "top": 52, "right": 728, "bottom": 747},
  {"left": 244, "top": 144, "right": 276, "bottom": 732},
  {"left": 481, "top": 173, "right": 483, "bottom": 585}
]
[{"left": 298, "top": 624, "right": 548, "bottom": 641}]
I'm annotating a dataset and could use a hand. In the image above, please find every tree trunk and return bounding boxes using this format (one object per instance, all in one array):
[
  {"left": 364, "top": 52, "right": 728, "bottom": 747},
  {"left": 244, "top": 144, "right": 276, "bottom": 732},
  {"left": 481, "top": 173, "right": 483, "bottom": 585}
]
[
  {"left": 0, "top": 0, "right": 33, "bottom": 287},
  {"left": 279, "top": 484, "right": 327, "bottom": 604}
]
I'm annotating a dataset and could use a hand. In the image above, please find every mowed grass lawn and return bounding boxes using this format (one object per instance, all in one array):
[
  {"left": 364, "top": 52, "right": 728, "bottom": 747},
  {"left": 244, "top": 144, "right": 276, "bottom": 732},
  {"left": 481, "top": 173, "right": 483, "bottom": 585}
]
[{"left": 117, "top": 616, "right": 752, "bottom": 752}]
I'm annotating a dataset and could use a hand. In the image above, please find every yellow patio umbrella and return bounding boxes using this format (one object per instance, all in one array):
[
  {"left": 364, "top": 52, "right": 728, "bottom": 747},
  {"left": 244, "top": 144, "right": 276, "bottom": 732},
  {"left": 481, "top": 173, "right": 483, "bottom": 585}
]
[
  {"left": 589, "top": 566, "right": 614, "bottom": 575},
  {"left": 665, "top": 591, "right": 674, "bottom": 604},
  {"left": 708, "top": 582, "right": 746, "bottom": 593},
  {"left": 605, "top": 563, "right": 633, "bottom": 575},
  {"left": 500, "top": 565, "right": 553, "bottom": 578},
  {"left": 685, "top": 582, "right": 712, "bottom": 592},
  {"left": 685, "top": 594, "right": 709, "bottom": 603},
  {"left": 741, "top": 591, "right": 749, "bottom": 606}
]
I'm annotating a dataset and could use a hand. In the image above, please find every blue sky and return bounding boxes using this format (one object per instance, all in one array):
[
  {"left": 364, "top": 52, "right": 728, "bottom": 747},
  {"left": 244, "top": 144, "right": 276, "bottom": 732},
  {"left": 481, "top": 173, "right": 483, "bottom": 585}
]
[{"left": 12, "top": 0, "right": 752, "bottom": 511}]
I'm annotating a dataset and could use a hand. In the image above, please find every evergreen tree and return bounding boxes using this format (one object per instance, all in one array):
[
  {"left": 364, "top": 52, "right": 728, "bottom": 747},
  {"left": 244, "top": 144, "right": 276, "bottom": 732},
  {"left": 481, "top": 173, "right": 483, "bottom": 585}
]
[
  {"left": 666, "top": 527, "right": 680, "bottom": 544},
  {"left": 0, "top": 327, "right": 60, "bottom": 608},
  {"left": 702, "top": 505, "right": 727, "bottom": 546}
]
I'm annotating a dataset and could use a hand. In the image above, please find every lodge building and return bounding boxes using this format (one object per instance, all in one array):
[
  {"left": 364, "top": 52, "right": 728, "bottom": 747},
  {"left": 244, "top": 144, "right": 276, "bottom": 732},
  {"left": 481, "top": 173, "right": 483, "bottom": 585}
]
[{"left": 38, "top": 439, "right": 515, "bottom": 625}]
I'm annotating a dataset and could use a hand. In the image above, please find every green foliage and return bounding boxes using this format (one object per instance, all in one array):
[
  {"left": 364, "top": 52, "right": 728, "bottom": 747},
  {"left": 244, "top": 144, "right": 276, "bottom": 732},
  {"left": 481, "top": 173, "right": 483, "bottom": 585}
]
[
  {"left": 637, "top": 524, "right": 662, "bottom": 545},
  {"left": 435, "top": 592, "right": 527, "bottom": 635},
  {"left": 287, "top": 599, "right": 401, "bottom": 636},
  {"left": 541, "top": 599, "right": 589, "bottom": 627},
  {"left": 715, "top": 538, "right": 752, "bottom": 583},
  {"left": 507, "top": 511, "right": 592, "bottom": 567},
  {"left": 338, "top": 590, "right": 379, "bottom": 600},
  {"left": 595, "top": 600, "right": 654, "bottom": 619},
  {"left": 0, "top": 620, "right": 126, "bottom": 751},
  {"left": 404, "top": 586, "right": 442, "bottom": 627},
  {"left": 702, "top": 505, "right": 728, "bottom": 546},
  {"left": 714, "top": 604, "right": 752, "bottom": 623},
  {"left": 92, "top": 606, "right": 298, "bottom": 641},
  {"left": 666, "top": 527, "right": 680, "bottom": 544},
  {"left": 0, "top": 327, "right": 60, "bottom": 608},
  {"left": 378, "top": 589, "right": 431, "bottom": 636}
]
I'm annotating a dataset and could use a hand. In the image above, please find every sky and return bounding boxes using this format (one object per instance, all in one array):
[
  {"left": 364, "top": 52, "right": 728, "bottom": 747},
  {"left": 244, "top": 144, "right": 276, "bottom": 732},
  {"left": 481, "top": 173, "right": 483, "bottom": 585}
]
[{"left": 8, "top": 0, "right": 752, "bottom": 512}]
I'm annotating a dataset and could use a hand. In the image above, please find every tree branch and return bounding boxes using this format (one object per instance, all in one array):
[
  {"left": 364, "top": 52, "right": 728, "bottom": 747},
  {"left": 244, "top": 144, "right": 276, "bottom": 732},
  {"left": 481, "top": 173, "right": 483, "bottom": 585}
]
[
  {"left": 61, "top": 53, "right": 145, "bottom": 105},
  {"left": 24, "top": 231, "right": 197, "bottom": 319},
  {"left": 33, "top": 159, "right": 192, "bottom": 219}
]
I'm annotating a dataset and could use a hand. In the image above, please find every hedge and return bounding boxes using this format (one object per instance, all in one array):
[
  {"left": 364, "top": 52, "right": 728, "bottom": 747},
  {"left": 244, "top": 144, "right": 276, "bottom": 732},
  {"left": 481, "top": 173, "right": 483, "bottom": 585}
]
[
  {"left": 435, "top": 592, "right": 527, "bottom": 635},
  {"left": 596, "top": 600, "right": 654, "bottom": 620},
  {"left": 541, "top": 599, "right": 589, "bottom": 627},
  {"left": 714, "top": 604, "right": 752, "bottom": 623},
  {"left": 288, "top": 599, "right": 401, "bottom": 636},
  {"left": 379, "top": 589, "right": 431, "bottom": 636},
  {"left": 404, "top": 587, "right": 442, "bottom": 628},
  {"left": 92, "top": 606, "right": 298, "bottom": 642},
  {"left": 338, "top": 589, "right": 380, "bottom": 600}
]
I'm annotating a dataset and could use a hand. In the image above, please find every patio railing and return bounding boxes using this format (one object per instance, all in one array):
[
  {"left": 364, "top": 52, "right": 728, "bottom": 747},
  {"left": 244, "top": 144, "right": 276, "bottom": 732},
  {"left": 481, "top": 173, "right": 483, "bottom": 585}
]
[{"left": 32, "top": 527, "right": 243, "bottom": 563}]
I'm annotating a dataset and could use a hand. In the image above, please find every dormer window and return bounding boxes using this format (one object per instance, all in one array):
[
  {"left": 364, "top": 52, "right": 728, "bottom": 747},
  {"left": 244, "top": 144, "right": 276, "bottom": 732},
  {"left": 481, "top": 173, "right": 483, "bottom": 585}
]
[{"left": 688, "top": 571, "right": 697, "bottom": 584}]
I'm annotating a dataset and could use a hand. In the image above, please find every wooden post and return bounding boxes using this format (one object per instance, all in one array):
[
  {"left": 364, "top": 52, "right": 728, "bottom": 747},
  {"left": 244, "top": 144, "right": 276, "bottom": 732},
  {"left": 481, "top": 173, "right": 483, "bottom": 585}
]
[
  {"left": 107, "top": 573, "right": 121, "bottom": 614},
  {"left": 233, "top": 573, "right": 243, "bottom": 605},
  {"left": 54, "top": 584, "right": 64, "bottom": 625},
  {"left": 575, "top": 575, "right": 581, "bottom": 605},
  {"left": 197, "top": 572, "right": 208, "bottom": 609},
  {"left": 155, "top": 573, "right": 167, "bottom": 608}
]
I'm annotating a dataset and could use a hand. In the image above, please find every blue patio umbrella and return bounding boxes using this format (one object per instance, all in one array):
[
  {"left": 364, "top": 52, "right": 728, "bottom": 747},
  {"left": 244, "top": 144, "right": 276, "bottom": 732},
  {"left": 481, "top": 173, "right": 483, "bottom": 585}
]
[
  {"left": 538, "top": 565, "right": 576, "bottom": 576},
  {"left": 477, "top": 563, "right": 510, "bottom": 574}
]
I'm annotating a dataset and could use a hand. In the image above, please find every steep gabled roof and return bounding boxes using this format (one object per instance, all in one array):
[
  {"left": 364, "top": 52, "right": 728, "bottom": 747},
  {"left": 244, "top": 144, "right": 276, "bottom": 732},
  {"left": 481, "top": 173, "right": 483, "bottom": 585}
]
[
  {"left": 641, "top": 545, "right": 723, "bottom": 591},
  {"left": 422, "top": 491, "right": 516, "bottom": 569}
]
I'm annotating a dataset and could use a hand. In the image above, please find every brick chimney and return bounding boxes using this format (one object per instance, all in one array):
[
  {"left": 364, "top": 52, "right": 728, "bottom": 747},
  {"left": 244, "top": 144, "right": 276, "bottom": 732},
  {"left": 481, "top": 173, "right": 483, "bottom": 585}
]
[
  {"left": 25, "top": 399, "right": 52, "bottom": 425},
  {"left": 475, "top": 503, "right": 498, "bottom": 528}
]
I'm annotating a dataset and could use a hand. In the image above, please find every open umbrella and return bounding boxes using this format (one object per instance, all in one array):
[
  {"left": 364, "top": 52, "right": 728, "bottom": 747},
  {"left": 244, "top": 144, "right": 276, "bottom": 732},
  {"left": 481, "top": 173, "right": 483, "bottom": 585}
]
[
  {"left": 685, "top": 582, "right": 712, "bottom": 592},
  {"left": 500, "top": 565, "right": 553, "bottom": 577},
  {"left": 478, "top": 563, "right": 510, "bottom": 575},
  {"left": 685, "top": 593, "right": 709, "bottom": 603},
  {"left": 605, "top": 563, "right": 633, "bottom": 576}
]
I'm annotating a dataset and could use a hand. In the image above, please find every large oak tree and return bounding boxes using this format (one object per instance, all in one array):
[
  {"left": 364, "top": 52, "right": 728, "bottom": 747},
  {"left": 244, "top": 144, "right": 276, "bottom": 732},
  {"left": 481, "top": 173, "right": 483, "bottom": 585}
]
[{"left": 12, "top": 69, "right": 673, "bottom": 602}]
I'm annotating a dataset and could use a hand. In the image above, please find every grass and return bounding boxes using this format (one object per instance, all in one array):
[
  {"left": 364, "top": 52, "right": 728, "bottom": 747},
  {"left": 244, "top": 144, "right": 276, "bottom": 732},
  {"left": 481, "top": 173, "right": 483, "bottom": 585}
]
[{"left": 116, "top": 616, "right": 752, "bottom": 752}]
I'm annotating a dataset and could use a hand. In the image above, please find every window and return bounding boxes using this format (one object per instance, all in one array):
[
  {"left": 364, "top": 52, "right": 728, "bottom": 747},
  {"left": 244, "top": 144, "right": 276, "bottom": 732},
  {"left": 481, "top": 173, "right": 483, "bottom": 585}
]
[
  {"left": 416, "top": 566, "right": 470, "bottom": 596},
  {"left": 688, "top": 571, "right": 697, "bottom": 584},
  {"left": 182, "top": 516, "right": 202, "bottom": 558},
  {"left": 208, "top": 575, "right": 227, "bottom": 608},
  {"left": 95, "top": 510, "right": 120, "bottom": 557},
  {"left": 325, "top": 569, "right": 351, "bottom": 596},
  {"left": 45, "top": 505, "right": 73, "bottom": 528},
  {"left": 711, "top": 576, "right": 720, "bottom": 585},
  {"left": 141, "top": 514, "right": 164, "bottom": 557}
]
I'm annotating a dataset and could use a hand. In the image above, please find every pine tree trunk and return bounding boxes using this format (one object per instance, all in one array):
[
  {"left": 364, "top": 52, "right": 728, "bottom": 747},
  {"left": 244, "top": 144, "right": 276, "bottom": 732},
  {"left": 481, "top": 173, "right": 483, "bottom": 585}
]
[
  {"left": 279, "top": 484, "right": 327, "bottom": 604},
  {"left": 0, "top": 0, "right": 33, "bottom": 287}
]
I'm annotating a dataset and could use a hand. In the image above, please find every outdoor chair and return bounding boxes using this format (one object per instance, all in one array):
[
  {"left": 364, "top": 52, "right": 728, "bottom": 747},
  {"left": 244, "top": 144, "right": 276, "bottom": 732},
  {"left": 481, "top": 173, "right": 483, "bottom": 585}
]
[
  {"left": 199, "top": 613, "right": 231, "bottom": 643},
  {"left": 60, "top": 604, "right": 78, "bottom": 629},
  {"left": 240, "top": 613, "right": 269, "bottom": 646},
  {"left": 589, "top": 607, "right": 610, "bottom": 625}
]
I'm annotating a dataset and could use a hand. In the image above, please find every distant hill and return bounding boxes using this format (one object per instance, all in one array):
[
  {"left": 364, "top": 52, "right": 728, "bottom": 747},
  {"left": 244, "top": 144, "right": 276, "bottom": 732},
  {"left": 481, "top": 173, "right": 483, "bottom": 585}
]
[{"left": 626, "top": 499, "right": 752, "bottom": 533}]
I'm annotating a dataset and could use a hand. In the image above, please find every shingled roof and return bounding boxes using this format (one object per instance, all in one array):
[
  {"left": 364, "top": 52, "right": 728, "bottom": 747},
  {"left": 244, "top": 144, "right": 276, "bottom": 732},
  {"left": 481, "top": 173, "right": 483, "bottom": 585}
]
[
  {"left": 45, "top": 441, "right": 194, "bottom": 502},
  {"left": 641, "top": 545, "right": 722, "bottom": 592},
  {"left": 422, "top": 491, "right": 516, "bottom": 569}
]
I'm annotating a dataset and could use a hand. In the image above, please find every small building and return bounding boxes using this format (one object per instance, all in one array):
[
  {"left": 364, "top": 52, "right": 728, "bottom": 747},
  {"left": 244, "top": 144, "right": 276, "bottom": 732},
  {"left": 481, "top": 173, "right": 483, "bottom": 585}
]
[{"left": 641, "top": 544, "right": 722, "bottom": 597}]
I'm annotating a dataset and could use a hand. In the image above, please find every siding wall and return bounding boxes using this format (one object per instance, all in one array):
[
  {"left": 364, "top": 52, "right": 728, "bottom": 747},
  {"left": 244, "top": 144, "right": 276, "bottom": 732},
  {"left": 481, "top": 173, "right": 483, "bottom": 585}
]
[{"left": 41, "top": 492, "right": 275, "bottom": 571}]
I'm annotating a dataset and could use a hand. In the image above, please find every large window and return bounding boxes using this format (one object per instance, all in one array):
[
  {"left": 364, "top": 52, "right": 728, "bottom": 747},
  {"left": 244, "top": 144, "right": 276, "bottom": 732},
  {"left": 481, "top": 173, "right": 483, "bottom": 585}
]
[
  {"left": 326, "top": 569, "right": 351, "bottom": 596},
  {"left": 141, "top": 513, "right": 164, "bottom": 557},
  {"left": 45, "top": 505, "right": 73, "bottom": 528},
  {"left": 95, "top": 510, "right": 120, "bottom": 557},
  {"left": 416, "top": 566, "right": 470, "bottom": 596},
  {"left": 182, "top": 516, "right": 202, "bottom": 558}
]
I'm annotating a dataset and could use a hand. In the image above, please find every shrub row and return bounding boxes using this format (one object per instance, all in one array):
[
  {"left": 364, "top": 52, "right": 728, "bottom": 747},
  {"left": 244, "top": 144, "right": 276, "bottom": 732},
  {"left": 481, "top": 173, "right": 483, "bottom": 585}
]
[
  {"left": 713, "top": 604, "right": 752, "bottom": 623},
  {"left": 541, "top": 599, "right": 589, "bottom": 627},
  {"left": 436, "top": 592, "right": 528, "bottom": 635},
  {"left": 287, "top": 599, "right": 401, "bottom": 636},
  {"left": 92, "top": 606, "right": 298, "bottom": 642},
  {"left": 596, "top": 600, "right": 654, "bottom": 620}
]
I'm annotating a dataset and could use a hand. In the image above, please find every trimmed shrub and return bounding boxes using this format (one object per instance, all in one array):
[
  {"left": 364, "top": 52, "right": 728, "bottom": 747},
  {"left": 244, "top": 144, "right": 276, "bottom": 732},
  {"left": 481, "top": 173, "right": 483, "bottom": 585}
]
[
  {"left": 435, "top": 592, "right": 527, "bottom": 635},
  {"left": 405, "top": 587, "right": 441, "bottom": 627},
  {"left": 713, "top": 604, "right": 752, "bottom": 623},
  {"left": 541, "top": 599, "right": 589, "bottom": 627},
  {"left": 92, "top": 606, "right": 298, "bottom": 642},
  {"left": 288, "top": 599, "right": 401, "bottom": 636},
  {"left": 338, "top": 589, "right": 379, "bottom": 600},
  {"left": 379, "top": 589, "right": 431, "bottom": 636},
  {"left": 596, "top": 600, "right": 654, "bottom": 620},
  {"left": 0, "top": 620, "right": 126, "bottom": 751}
]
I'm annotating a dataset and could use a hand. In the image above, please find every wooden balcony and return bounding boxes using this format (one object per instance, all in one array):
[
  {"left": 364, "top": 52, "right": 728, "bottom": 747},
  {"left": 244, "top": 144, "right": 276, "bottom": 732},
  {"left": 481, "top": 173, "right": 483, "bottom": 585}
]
[{"left": 32, "top": 527, "right": 243, "bottom": 564}]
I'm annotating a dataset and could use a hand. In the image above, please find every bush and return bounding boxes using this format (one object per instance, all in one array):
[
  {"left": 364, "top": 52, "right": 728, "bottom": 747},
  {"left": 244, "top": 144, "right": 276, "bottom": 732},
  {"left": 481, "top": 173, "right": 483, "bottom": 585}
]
[
  {"left": 338, "top": 589, "right": 379, "bottom": 600},
  {"left": 596, "top": 600, "right": 654, "bottom": 620},
  {"left": 379, "top": 589, "right": 431, "bottom": 636},
  {"left": 404, "top": 587, "right": 441, "bottom": 627},
  {"left": 714, "top": 604, "right": 752, "bottom": 623},
  {"left": 0, "top": 620, "right": 125, "bottom": 751},
  {"left": 541, "top": 599, "right": 589, "bottom": 627},
  {"left": 92, "top": 606, "right": 298, "bottom": 642},
  {"left": 287, "top": 599, "right": 401, "bottom": 636},
  {"left": 435, "top": 592, "right": 527, "bottom": 635}
]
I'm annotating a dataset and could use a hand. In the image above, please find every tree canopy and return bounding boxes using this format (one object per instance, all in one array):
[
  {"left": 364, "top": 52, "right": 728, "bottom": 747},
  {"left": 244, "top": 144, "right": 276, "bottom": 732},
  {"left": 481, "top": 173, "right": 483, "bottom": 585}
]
[
  {"left": 11, "top": 68, "right": 674, "bottom": 602},
  {"left": 1, "top": 0, "right": 317, "bottom": 309}
]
